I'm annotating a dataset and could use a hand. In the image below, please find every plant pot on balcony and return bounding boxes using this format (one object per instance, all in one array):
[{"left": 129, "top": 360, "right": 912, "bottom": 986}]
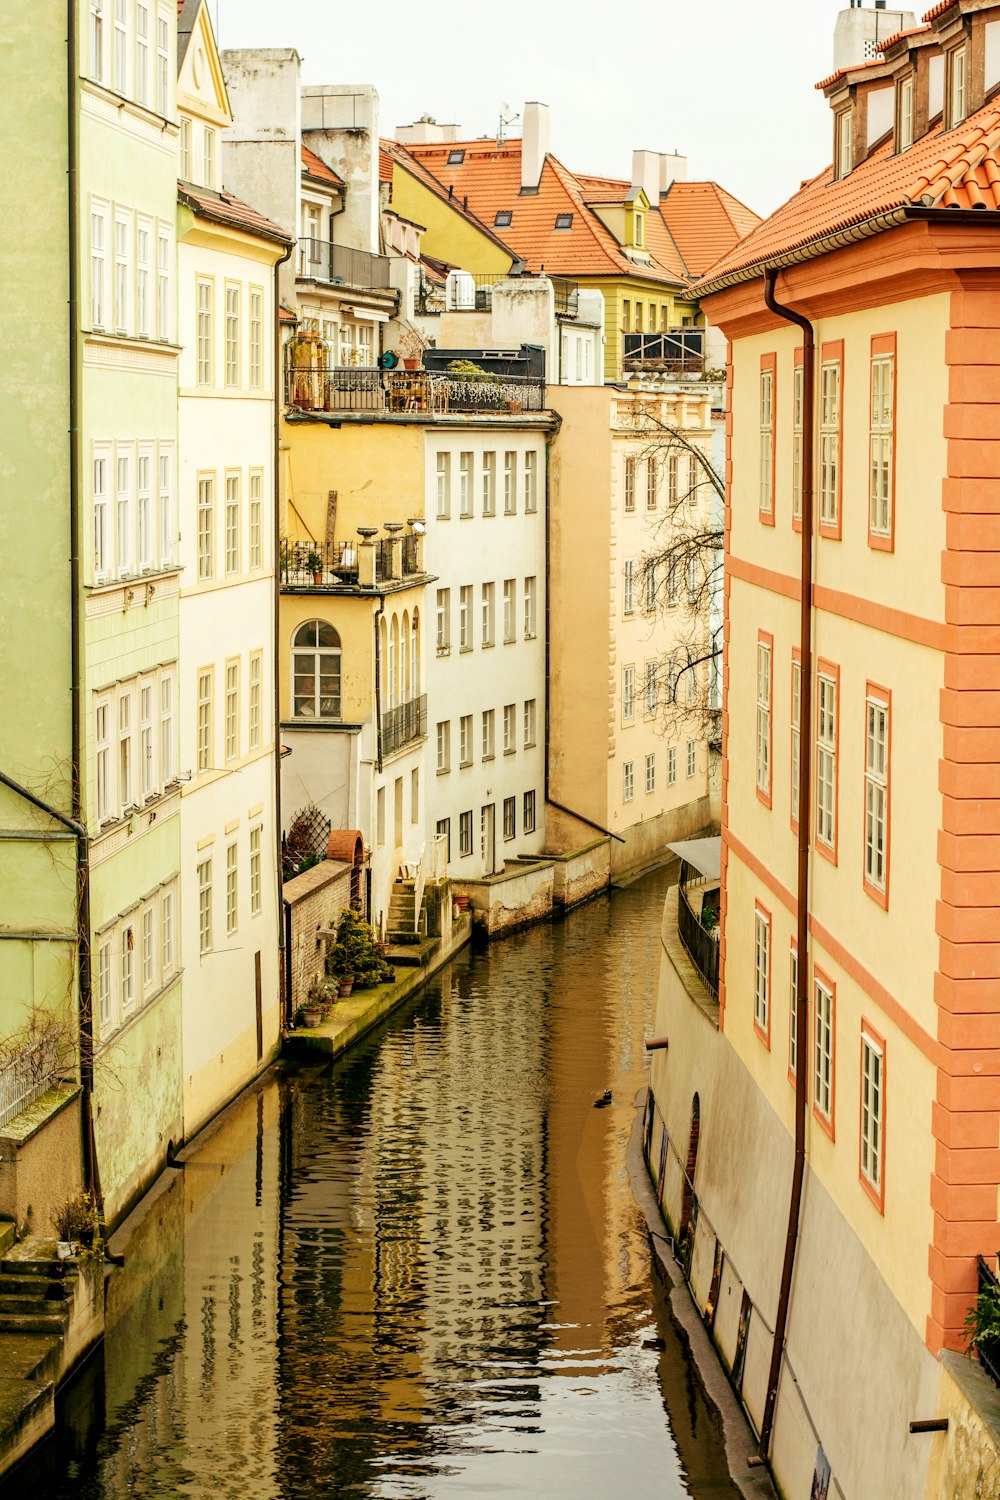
[
  {"left": 507, "top": 398, "right": 523, "bottom": 414},
  {"left": 402, "top": 357, "right": 419, "bottom": 370},
  {"left": 300, "top": 1006, "right": 322, "bottom": 1028},
  {"left": 313, "top": 572, "right": 323, "bottom": 586},
  {"left": 338, "top": 976, "right": 355, "bottom": 998}
]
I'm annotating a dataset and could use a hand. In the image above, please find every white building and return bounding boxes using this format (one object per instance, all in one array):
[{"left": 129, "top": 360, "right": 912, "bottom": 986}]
[{"left": 176, "top": 0, "right": 292, "bottom": 1130}]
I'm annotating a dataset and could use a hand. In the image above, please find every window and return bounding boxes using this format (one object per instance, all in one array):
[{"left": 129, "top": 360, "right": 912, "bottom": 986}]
[
  {"left": 436, "top": 452, "right": 451, "bottom": 518},
  {"left": 93, "top": 450, "right": 109, "bottom": 580},
  {"left": 623, "top": 665, "right": 634, "bottom": 723},
  {"left": 162, "top": 888, "right": 174, "bottom": 972},
  {"left": 95, "top": 700, "right": 110, "bottom": 823},
  {"left": 142, "top": 906, "right": 154, "bottom": 991},
  {"left": 504, "top": 452, "right": 516, "bottom": 514},
  {"left": 667, "top": 557, "right": 678, "bottom": 606},
  {"left": 157, "top": 229, "right": 170, "bottom": 340},
  {"left": 117, "top": 689, "right": 133, "bottom": 813},
  {"left": 792, "top": 356, "right": 803, "bottom": 524},
  {"left": 869, "top": 341, "right": 895, "bottom": 544},
  {"left": 503, "top": 796, "right": 516, "bottom": 840},
  {"left": 90, "top": 0, "right": 104, "bottom": 81},
  {"left": 249, "top": 471, "right": 262, "bottom": 570},
  {"left": 113, "top": 0, "right": 127, "bottom": 94},
  {"left": 645, "top": 561, "right": 656, "bottom": 613},
  {"left": 482, "top": 452, "right": 496, "bottom": 516},
  {"left": 949, "top": 46, "right": 967, "bottom": 128},
  {"left": 524, "top": 576, "right": 537, "bottom": 638},
  {"left": 503, "top": 579, "right": 516, "bottom": 643},
  {"left": 225, "top": 284, "right": 239, "bottom": 386},
  {"left": 646, "top": 458, "right": 657, "bottom": 511},
  {"left": 864, "top": 691, "right": 890, "bottom": 901},
  {"left": 114, "top": 211, "right": 131, "bottom": 334},
  {"left": 554, "top": 212, "right": 573, "bottom": 229},
  {"left": 436, "top": 817, "right": 451, "bottom": 864},
  {"left": 459, "top": 452, "right": 473, "bottom": 517},
  {"left": 447, "top": 148, "right": 466, "bottom": 164},
  {"left": 458, "top": 585, "right": 473, "bottom": 651},
  {"left": 819, "top": 347, "right": 842, "bottom": 534},
  {"left": 481, "top": 582, "right": 495, "bottom": 647},
  {"left": 250, "top": 825, "right": 262, "bottom": 916},
  {"left": 686, "top": 650, "right": 697, "bottom": 706},
  {"left": 115, "top": 448, "right": 131, "bottom": 577},
  {"left": 179, "top": 116, "right": 192, "bottom": 180},
  {"left": 623, "top": 760, "right": 634, "bottom": 803},
  {"left": 242, "top": 652, "right": 260, "bottom": 754},
  {"left": 523, "top": 788, "right": 536, "bottom": 833},
  {"left": 897, "top": 74, "right": 914, "bottom": 152},
  {"left": 814, "top": 975, "right": 835, "bottom": 1130},
  {"left": 436, "top": 720, "right": 450, "bottom": 773},
  {"left": 226, "top": 842, "right": 238, "bottom": 936},
  {"left": 754, "top": 906, "right": 770, "bottom": 1041},
  {"left": 816, "top": 667, "right": 838, "bottom": 856},
  {"left": 135, "top": 3, "right": 148, "bottom": 104},
  {"left": 523, "top": 698, "right": 536, "bottom": 747},
  {"left": 835, "top": 107, "right": 853, "bottom": 180},
  {"left": 292, "top": 620, "right": 341, "bottom": 719},
  {"left": 667, "top": 746, "right": 677, "bottom": 785},
  {"left": 90, "top": 205, "right": 107, "bottom": 329},
  {"left": 624, "top": 455, "right": 636, "bottom": 514},
  {"left": 756, "top": 636, "right": 771, "bottom": 803},
  {"left": 159, "top": 446, "right": 173, "bottom": 565},
  {"left": 459, "top": 714, "right": 473, "bottom": 767},
  {"left": 687, "top": 554, "right": 698, "bottom": 604},
  {"left": 525, "top": 450, "right": 537, "bottom": 513},
  {"left": 645, "top": 660, "right": 657, "bottom": 716},
  {"left": 860, "top": 1027, "right": 885, "bottom": 1204},
  {"left": 686, "top": 739, "right": 696, "bottom": 778},
  {"left": 482, "top": 708, "right": 495, "bottom": 760},
  {"left": 197, "top": 475, "right": 213, "bottom": 580},
  {"left": 98, "top": 939, "right": 111, "bottom": 1033},
  {"left": 196, "top": 279, "right": 213, "bottom": 385},
  {"left": 121, "top": 925, "right": 135, "bottom": 1011},
  {"left": 376, "top": 785, "right": 386, "bottom": 844},
  {"left": 225, "top": 474, "right": 240, "bottom": 575},
  {"left": 198, "top": 858, "right": 212, "bottom": 955},
  {"left": 159, "top": 672, "right": 173, "bottom": 783},
  {"left": 203, "top": 126, "right": 216, "bottom": 189},
  {"left": 435, "top": 588, "right": 450, "bottom": 653},
  {"left": 139, "top": 680, "right": 154, "bottom": 799},
  {"left": 136, "top": 220, "right": 150, "bottom": 337},
  {"left": 645, "top": 753, "right": 656, "bottom": 794},
  {"left": 623, "top": 559, "right": 635, "bottom": 616},
  {"left": 250, "top": 288, "right": 263, "bottom": 388},
  {"left": 225, "top": 662, "right": 239, "bottom": 762},
  {"left": 494, "top": 209, "right": 512, "bottom": 226},
  {"left": 459, "top": 810, "right": 473, "bottom": 856},
  {"left": 623, "top": 299, "right": 631, "bottom": 332},
  {"left": 789, "top": 947, "right": 798, "bottom": 1078},
  {"left": 503, "top": 703, "right": 516, "bottom": 754},
  {"left": 759, "top": 358, "right": 774, "bottom": 519},
  {"left": 156, "top": 9, "right": 168, "bottom": 114},
  {"left": 790, "top": 656, "right": 801, "bottom": 829},
  {"left": 196, "top": 670, "right": 212, "bottom": 771}
]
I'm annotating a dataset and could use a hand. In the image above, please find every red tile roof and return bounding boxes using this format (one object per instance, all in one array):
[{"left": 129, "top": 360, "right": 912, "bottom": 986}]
[
  {"left": 301, "top": 143, "right": 343, "bottom": 188},
  {"left": 923, "top": 0, "right": 958, "bottom": 20},
  {"left": 379, "top": 147, "right": 393, "bottom": 184},
  {"left": 178, "top": 181, "right": 293, "bottom": 246},
  {"left": 696, "top": 96, "right": 1000, "bottom": 291},
  {"left": 380, "top": 137, "right": 521, "bottom": 263},
  {"left": 659, "top": 181, "right": 762, "bottom": 277}
]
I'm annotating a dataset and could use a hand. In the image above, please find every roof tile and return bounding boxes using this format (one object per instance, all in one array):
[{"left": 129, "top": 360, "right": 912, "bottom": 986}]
[{"left": 178, "top": 180, "right": 293, "bottom": 246}]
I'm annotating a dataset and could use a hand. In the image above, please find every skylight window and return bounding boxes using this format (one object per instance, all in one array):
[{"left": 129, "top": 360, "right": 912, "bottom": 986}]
[
  {"left": 495, "top": 210, "right": 512, "bottom": 227},
  {"left": 554, "top": 212, "right": 573, "bottom": 229},
  {"left": 447, "top": 149, "right": 465, "bottom": 164}
]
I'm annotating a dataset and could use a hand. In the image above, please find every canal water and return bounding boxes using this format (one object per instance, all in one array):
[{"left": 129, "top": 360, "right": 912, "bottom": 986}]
[{"left": 19, "top": 868, "right": 736, "bottom": 1499}]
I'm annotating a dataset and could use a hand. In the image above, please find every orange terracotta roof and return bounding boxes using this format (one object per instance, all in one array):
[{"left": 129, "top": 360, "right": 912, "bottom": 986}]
[
  {"left": 380, "top": 137, "right": 520, "bottom": 264},
  {"left": 404, "top": 136, "right": 688, "bottom": 285},
  {"left": 178, "top": 181, "right": 293, "bottom": 246},
  {"left": 815, "top": 55, "right": 891, "bottom": 90},
  {"left": 697, "top": 96, "right": 1000, "bottom": 290},
  {"left": 923, "top": 0, "right": 958, "bottom": 20},
  {"left": 659, "top": 181, "right": 762, "bottom": 277},
  {"left": 301, "top": 142, "right": 343, "bottom": 188},
  {"left": 379, "top": 147, "right": 393, "bottom": 184},
  {"left": 881, "top": 22, "right": 933, "bottom": 49}
]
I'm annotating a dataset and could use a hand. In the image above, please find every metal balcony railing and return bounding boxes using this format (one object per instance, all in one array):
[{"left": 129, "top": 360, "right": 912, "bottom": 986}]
[
  {"left": 279, "top": 536, "right": 422, "bottom": 589},
  {"left": 0, "top": 1032, "right": 62, "bottom": 1130},
  {"left": 284, "top": 363, "right": 547, "bottom": 417},
  {"left": 624, "top": 328, "right": 705, "bottom": 373},
  {"left": 297, "top": 237, "right": 392, "bottom": 289},
  {"left": 676, "top": 861, "right": 719, "bottom": 998},
  {"left": 382, "top": 694, "right": 427, "bottom": 758}
]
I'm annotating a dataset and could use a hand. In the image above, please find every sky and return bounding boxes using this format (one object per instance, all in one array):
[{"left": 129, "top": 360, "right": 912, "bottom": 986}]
[{"left": 210, "top": 0, "right": 883, "bottom": 219}]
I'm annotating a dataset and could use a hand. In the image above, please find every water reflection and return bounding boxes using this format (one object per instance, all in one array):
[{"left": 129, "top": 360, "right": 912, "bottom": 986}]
[{"left": 18, "top": 869, "right": 735, "bottom": 1500}]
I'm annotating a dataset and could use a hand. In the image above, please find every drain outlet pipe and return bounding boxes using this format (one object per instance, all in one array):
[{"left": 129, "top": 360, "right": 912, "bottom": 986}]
[{"left": 758, "top": 269, "right": 815, "bottom": 1461}]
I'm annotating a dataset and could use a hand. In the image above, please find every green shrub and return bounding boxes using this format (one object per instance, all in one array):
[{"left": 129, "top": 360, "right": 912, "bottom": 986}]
[{"left": 325, "top": 908, "right": 393, "bottom": 989}]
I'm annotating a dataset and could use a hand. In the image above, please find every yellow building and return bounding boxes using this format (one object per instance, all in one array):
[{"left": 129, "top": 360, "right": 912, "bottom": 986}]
[{"left": 647, "top": 6, "right": 1000, "bottom": 1497}]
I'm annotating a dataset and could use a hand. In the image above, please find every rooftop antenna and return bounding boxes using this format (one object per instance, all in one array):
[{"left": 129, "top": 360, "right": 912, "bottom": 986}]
[{"left": 497, "top": 102, "right": 519, "bottom": 149}]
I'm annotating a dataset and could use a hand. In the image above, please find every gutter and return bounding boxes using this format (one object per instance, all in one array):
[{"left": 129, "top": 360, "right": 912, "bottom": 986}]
[
  {"left": 756, "top": 270, "right": 816, "bottom": 1463},
  {"left": 273, "top": 237, "right": 294, "bottom": 1029}
]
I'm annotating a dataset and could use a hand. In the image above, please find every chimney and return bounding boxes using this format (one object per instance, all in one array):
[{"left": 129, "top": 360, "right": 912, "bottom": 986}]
[
  {"left": 632, "top": 149, "right": 661, "bottom": 204},
  {"left": 833, "top": 3, "right": 916, "bottom": 71},
  {"left": 521, "top": 101, "right": 549, "bottom": 194},
  {"left": 659, "top": 151, "right": 687, "bottom": 194}
]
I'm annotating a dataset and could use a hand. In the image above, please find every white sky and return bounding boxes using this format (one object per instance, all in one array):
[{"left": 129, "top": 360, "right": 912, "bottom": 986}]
[{"left": 212, "top": 0, "right": 871, "bottom": 219}]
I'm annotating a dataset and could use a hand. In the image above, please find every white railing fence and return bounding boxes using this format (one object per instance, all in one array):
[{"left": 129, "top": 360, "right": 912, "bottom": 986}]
[{"left": 0, "top": 1031, "right": 62, "bottom": 1130}]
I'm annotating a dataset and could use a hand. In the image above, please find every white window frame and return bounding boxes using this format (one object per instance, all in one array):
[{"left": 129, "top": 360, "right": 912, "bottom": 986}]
[
  {"left": 249, "top": 651, "right": 262, "bottom": 752},
  {"left": 481, "top": 582, "right": 495, "bottom": 648},
  {"left": 623, "top": 759, "right": 634, "bottom": 803},
  {"left": 225, "top": 660, "right": 239, "bottom": 763},
  {"left": 792, "top": 363, "right": 803, "bottom": 523},
  {"left": 523, "top": 698, "right": 536, "bottom": 748},
  {"left": 459, "top": 713, "right": 472, "bottom": 767},
  {"left": 523, "top": 788, "right": 536, "bottom": 833},
  {"left": 90, "top": 202, "right": 108, "bottom": 330},
  {"left": 756, "top": 640, "right": 771, "bottom": 798},
  {"left": 196, "top": 278, "right": 213, "bottom": 385},
  {"left": 816, "top": 671, "right": 837, "bottom": 851},
  {"left": 250, "top": 825, "right": 262, "bottom": 917},
  {"left": 759, "top": 366, "right": 773, "bottom": 515},
  {"left": 225, "top": 472, "right": 240, "bottom": 576},
  {"left": 525, "top": 450, "right": 537, "bottom": 513},
  {"left": 524, "top": 576, "right": 537, "bottom": 638},
  {"left": 864, "top": 695, "right": 889, "bottom": 893},
  {"left": 224, "top": 282, "right": 240, "bottom": 387},
  {"left": 136, "top": 216, "right": 151, "bottom": 338},
  {"left": 249, "top": 287, "right": 263, "bottom": 388},
  {"left": 198, "top": 858, "right": 212, "bottom": 955},
  {"left": 226, "top": 841, "right": 238, "bottom": 936},
  {"left": 482, "top": 451, "right": 496, "bottom": 516},
  {"left": 249, "top": 470, "right": 263, "bottom": 570},
  {"left": 459, "top": 451, "right": 473, "bottom": 517},
  {"left": 622, "top": 664, "right": 634, "bottom": 723},
  {"left": 435, "top": 587, "right": 450, "bottom": 653},
  {"left": 436, "top": 452, "right": 451, "bottom": 519},
  {"left": 93, "top": 445, "right": 110, "bottom": 582},
  {"left": 436, "top": 720, "right": 450, "bottom": 774},
  {"left": 503, "top": 579, "right": 516, "bottom": 644},
  {"left": 667, "top": 746, "right": 677, "bottom": 786},
  {"left": 159, "top": 670, "right": 173, "bottom": 784},
  {"left": 95, "top": 697, "right": 111, "bottom": 824},
  {"left": 645, "top": 752, "right": 655, "bottom": 795},
  {"left": 197, "top": 475, "right": 214, "bottom": 581},
  {"left": 686, "top": 739, "right": 696, "bottom": 778},
  {"left": 503, "top": 703, "right": 516, "bottom": 755},
  {"left": 459, "top": 585, "right": 472, "bottom": 651},
  {"left": 870, "top": 354, "right": 894, "bottom": 539},
  {"left": 114, "top": 209, "right": 131, "bottom": 335},
  {"left": 482, "top": 709, "right": 495, "bottom": 760},
  {"left": 504, "top": 451, "right": 516, "bottom": 514},
  {"left": 623, "top": 559, "right": 635, "bottom": 616},
  {"left": 754, "top": 907, "right": 770, "bottom": 1035},
  {"left": 819, "top": 361, "right": 841, "bottom": 529},
  {"left": 196, "top": 668, "right": 213, "bottom": 773},
  {"left": 814, "top": 978, "right": 834, "bottom": 1122},
  {"left": 861, "top": 1030, "right": 884, "bottom": 1195}
]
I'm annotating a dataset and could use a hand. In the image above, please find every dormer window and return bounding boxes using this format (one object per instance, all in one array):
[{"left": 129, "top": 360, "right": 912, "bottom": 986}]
[
  {"left": 896, "top": 75, "right": 914, "bottom": 152},
  {"left": 494, "top": 210, "right": 512, "bottom": 227},
  {"left": 947, "top": 46, "right": 967, "bottom": 127},
  {"left": 834, "top": 108, "right": 853, "bottom": 180},
  {"left": 634, "top": 209, "right": 645, "bottom": 247},
  {"left": 554, "top": 212, "right": 573, "bottom": 229},
  {"left": 447, "top": 149, "right": 465, "bottom": 164}
]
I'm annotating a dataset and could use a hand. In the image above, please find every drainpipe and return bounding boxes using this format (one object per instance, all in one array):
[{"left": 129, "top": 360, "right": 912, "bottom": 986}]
[
  {"left": 66, "top": 0, "right": 101, "bottom": 1211},
  {"left": 273, "top": 238, "right": 293, "bottom": 1029},
  {"left": 757, "top": 269, "right": 815, "bottom": 1461},
  {"left": 374, "top": 592, "right": 385, "bottom": 775}
]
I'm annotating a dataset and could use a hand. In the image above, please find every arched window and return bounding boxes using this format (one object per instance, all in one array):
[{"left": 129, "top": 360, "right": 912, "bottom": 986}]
[
  {"left": 388, "top": 615, "right": 399, "bottom": 709},
  {"left": 411, "top": 608, "right": 420, "bottom": 697},
  {"left": 401, "top": 610, "right": 410, "bottom": 700},
  {"left": 292, "top": 620, "right": 340, "bottom": 719}
]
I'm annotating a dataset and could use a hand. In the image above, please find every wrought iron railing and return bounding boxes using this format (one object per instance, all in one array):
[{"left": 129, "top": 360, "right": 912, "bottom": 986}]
[
  {"left": 624, "top": 329, "right": 705, "bottom": 373},
  {"left": 676, "top": 862, "right": 719, "bottom": 998},
  {"left": 0, "top": 1032, "right": 62, "bottom": 1130},
  {"left": 284, "top": 363, "right": 546, "bottom": 417},
  {"left": 297, "top": 237, "right": 392, "bottom": 289},
  {"left": 382, "top": 695, "right": 427, "bottom": 758},
  {"left": 280, "top": 536, "right": 421, "bottom": 588},
  {"left": 550, "top": 276, "right": 580, "bottom": 318},
  {"left": 976, "top": 1256, "right": 1000, "bottom": 1387}
]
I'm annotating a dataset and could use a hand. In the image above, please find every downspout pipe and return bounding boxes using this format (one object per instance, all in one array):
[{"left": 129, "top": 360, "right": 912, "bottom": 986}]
[
  {"left": 273, "top": 239, "right": 293, "bottom": 1029},
  {"left": 758, "top": 268, "right": 815, "bottom": 1461}
]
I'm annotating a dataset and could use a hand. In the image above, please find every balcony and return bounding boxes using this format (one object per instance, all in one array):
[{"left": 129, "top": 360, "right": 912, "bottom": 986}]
[
  {"left": 0, "top": 1031, "right": 62, "bottom": 1130},
  {"left": 297, "top": 237, "right": 392, "bottom": 290},
  {"left": 382, "top": 694, "right": 427, "bottom": 758},
  {"left": 623, "top": 328, "right": 704, "bottom": 375},
  {"left": 284, "top": 363, "right": 547, "bottom": 418},
  {"left": 446, "top": 273, "right": 579, "bottom": 319},
  {"left": 279, "top": 536, "right": 422, "bottom": 589},
  {"left": 669, "top": 838, "right": 721, "bottom": 999}
]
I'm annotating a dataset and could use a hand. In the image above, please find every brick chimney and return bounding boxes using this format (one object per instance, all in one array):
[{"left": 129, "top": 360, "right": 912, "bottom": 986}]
[{"left": 521, "top": 102, "right": 549, "bottom": 194}]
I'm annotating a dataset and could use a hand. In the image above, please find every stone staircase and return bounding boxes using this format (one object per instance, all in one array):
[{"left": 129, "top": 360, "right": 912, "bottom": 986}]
[{"left": 386, "top": 879, "right": 428, "bottom": 956}]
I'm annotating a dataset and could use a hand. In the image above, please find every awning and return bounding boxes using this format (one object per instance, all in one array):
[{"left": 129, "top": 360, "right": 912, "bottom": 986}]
[{"left": 666, "top": 836, "right": 720, "bottom": 882}]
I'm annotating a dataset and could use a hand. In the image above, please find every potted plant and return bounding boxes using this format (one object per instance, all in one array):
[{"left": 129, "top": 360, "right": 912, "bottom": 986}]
[
  {"left": 300, "top": 980, "right": 323, "bottom": 1028},
  {"left": 306, "top": 549, "right": 324, "bottom": 585},
  {"left": 53, "top": 1191, "right": 102, "bottom": 1259},
  {"left": 397, "top": 323, "right": 428, "bottom": 371},
  {"left": 326, "top": 908, "right": 395, "bottom": 991}
]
